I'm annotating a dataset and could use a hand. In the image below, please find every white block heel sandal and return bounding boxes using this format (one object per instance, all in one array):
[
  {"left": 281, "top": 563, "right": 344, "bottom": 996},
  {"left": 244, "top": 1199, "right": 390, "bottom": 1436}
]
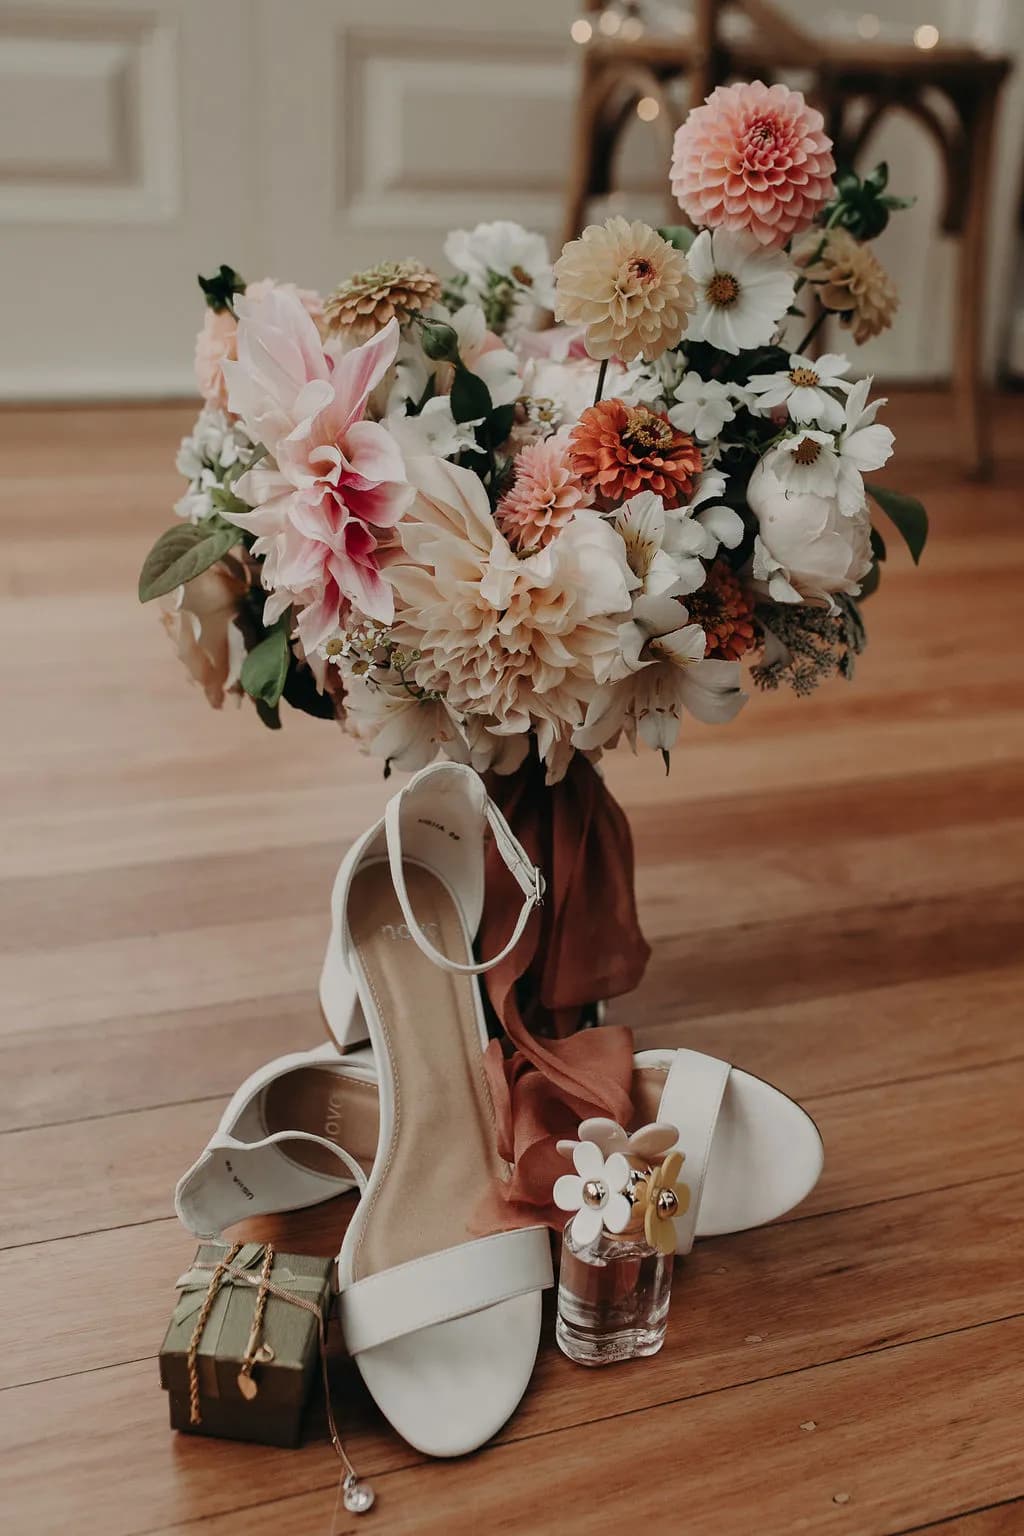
[
  {"left": 177, "top": 1049, "right": 822, "bottom": 1253},
  {"left": 330, "top": 761, "right": 552, "bottom": 1457}
]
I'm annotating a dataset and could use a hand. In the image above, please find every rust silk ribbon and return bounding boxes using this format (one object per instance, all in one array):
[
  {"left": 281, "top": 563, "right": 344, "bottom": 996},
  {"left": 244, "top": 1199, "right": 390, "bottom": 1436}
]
[{"left": 475, "top": 752, "right": 650, "bottom": 1229}]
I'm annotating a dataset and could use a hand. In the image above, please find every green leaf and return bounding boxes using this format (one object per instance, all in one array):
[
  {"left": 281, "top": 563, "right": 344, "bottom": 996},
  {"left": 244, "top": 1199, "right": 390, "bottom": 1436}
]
[
  {"left": 657, "top": 225, "right": 695, "bottom": 253},
  {"left": 488, "top": 403, "right": 516, "bottom": 446},
  {"left": 209, "top": 485, "right": 252, "bottom": 520},
  {"left": 858, "top": 560, "right": 881, "bottom": 600},
  {"left": 450, "top": 364, "right": 492, "bottom": 424},
  {"left": 138, "top": 520, "right": 240, "bottom": 603},
  {"left": 867, "top": 485, "right": 929, "bottom": 565},
  {"left": 198, "top": 265, "right": 246, "bottom": 313},
  {"left": 240, "top": 622, "right": 290, "bottom": 707},
  {"left": 254, "top": 698, "right": 282, "bottom": 730},
  {"left": 870, "top": 525, "right": 887, "bottom": 563},
  {"left": 865, "top": 161, "right": 889, "bottom": 193}
]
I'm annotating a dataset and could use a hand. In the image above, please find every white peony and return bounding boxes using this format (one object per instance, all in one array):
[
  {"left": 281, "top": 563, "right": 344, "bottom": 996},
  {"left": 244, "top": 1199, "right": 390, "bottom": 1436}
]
[
  {"left": 388, "top": 456, "right": 634, "bottom": 782},
  {"left": 748, "top": 460, "right": 872, "bottom": 608}
]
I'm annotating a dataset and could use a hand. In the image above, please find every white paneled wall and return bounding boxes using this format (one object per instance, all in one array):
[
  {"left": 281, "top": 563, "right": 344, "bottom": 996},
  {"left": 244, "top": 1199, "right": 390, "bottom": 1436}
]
[{"left": 0, "top": 0, "right": 1020, "bottom": 397}]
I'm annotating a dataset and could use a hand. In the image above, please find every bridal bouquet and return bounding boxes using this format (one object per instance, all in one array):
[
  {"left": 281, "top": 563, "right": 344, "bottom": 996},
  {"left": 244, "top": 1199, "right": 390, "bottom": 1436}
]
[{"left": 140, "top": 81, "right": 927, "bottom": 1034}]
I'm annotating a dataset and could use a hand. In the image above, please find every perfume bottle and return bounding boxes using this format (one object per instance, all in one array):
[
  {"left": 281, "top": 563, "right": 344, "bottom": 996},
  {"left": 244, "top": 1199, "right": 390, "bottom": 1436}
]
[
  {"left": 556, "top": 1220, "right": 672, "bottom": 1366},
  {"left": 553, "top": 1122, "right": 689, "bottom": 1367}
]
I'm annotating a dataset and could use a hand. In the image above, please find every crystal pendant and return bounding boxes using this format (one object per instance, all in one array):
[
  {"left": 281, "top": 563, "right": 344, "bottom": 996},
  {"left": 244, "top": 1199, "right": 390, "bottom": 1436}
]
[{"left": 342, "top": 1475, "right": 376, "bottom": 1515}]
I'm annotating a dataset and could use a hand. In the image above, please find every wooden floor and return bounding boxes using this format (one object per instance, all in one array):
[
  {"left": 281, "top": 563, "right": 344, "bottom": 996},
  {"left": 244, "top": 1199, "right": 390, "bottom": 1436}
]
[{"left": 2, "top": 393, "right": 1023, "bottom": 1535}]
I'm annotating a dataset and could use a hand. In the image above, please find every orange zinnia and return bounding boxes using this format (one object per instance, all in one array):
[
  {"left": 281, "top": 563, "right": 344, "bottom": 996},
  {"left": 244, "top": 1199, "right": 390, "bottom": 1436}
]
[
  {"left": 687, "top": 560, "right": 757, "bottom": 661},
  {"left": 569, "top": 398, "right": 702, "bottom": 510}
]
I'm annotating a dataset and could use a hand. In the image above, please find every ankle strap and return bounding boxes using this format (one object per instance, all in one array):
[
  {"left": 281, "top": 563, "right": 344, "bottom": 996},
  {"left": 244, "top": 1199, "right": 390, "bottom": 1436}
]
[{"left": 384, "top": 784, "right": 544, "bottom": 976}]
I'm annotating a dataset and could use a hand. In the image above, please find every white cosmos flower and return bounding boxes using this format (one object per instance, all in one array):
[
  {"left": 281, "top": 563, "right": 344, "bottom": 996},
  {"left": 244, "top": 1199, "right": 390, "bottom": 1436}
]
[
  {"left": 575, "top": 593, "right": 746, "bottom": 753},
  {"left": 835, "top": 377, "right": 894, "bottom": 517},
  {"left": 553, "top": 1139, "right": 632, "bottom": 1247},
  {"left": 669, "top": 373, "right": 740, "bottom": 440},
  {"left": 745, "top": 351, "right": 852, "bottom": 431},
  {"left": 342, "top": 665, "right": 472, "bottom": 774},
  {"left": 444, "top": 220, "right": 556, "bottom": 312},
  {"left": 765, "top": 430, "right": 841, "bottom": 499},
  {"left": 685, "top": 230, "right": 796, "bottom": 355}
]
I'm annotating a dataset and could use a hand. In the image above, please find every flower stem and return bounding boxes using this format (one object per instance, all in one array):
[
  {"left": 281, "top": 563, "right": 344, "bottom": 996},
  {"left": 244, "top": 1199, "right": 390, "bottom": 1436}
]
[
  {"left": 797, "top": 306, "right": 828, "bottom": 355},
  {"left": 593, "top": 357, "right": 609, "bottom": 407}
]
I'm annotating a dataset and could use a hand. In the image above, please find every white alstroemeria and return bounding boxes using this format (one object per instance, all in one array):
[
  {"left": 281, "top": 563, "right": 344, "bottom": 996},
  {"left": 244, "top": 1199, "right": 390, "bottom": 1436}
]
[
  {"left": 685, "top": 230, "right": 796, "bottom": 355},
  {"left": 444, "top": 220, "right": 556, "bottom": 311},
  {"left": 341, "top": 664, "right": 472, "bottom": 775},
  {"left": 764, "top": 430, "right": 841, "bottom": 499},
  {"left": 745, "top": 352, "right": 852, "bottom": 431},
  {"left": 662, "top": 469, "right": 745, "bottom": 571},
  {"left": 450, "top": 303, "right": 521, "bottom": 407},
  {"left": 579, "top": 593, "right": 747, "bottom": 753},
  {"left": 669, "top": 373, "right": 740, "bottom": 441},
  {"left": 834, "top": 377, "right": 895, "bottom": 517},
  {"left": 613, "top": 491, "right": 698, "bottom": 598},
  {"left": 384, "top": 395, "right": 482, "bottom": 460},
  {"left": 553, "top": 1139, "right": 632, "bottom": 1247}
]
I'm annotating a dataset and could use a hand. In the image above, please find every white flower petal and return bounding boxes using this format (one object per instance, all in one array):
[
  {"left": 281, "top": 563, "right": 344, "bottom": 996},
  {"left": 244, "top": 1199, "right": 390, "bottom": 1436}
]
[
  {"left": 553, "top": 1174, "right": 585, "bottom": 1212},
  {"left": 571, "top": 1205, "right": 604, "bottom": 1247},
  {"left": 603, "top": 1152, "right": 631, "bottom": 1195},
  {"left": 603, "top": 1191, "right": 633, "bottom": 1235},
  {"left": 573, "top": 1139, "right": 605, "bottom": 1179}
]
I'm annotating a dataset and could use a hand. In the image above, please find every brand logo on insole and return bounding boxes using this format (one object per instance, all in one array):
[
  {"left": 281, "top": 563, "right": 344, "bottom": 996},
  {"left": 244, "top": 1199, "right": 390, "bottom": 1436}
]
[
  {"left": 224, "top": 1158, "right": 254, "bottom": 1200},
  {"left": 325, "top": 1090, "right": 347, "bottom": 1140},
  {"left": 417, "top": 817, "right": 460, "bottom": 840},
  {"left": 381, "top": 921, "right": 440, "bottom": 941}
]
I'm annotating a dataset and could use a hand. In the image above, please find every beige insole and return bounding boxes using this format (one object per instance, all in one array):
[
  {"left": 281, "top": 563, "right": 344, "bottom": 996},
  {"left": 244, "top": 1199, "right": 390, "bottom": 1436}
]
[
  {"left": 262, "top": 1059, "right": 668, "bottom": 1193},
  {"left": 263, "top": 1068, "right": 380, "bottom": 1179},
  {"left": 344, "top": 860, "right": 508, "bottom": 1281}
]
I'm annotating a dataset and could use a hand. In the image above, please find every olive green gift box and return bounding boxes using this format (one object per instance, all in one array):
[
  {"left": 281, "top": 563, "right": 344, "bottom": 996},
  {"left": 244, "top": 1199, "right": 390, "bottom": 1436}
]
[{"left": 159, "top": 1242, "right": 334, "bottom": 1449}]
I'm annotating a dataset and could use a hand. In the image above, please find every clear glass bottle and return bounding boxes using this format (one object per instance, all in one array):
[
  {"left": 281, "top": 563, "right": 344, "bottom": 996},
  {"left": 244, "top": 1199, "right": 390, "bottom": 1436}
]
[{"left": 555, "top": 1220, "right": 673, "bottom": 1366}]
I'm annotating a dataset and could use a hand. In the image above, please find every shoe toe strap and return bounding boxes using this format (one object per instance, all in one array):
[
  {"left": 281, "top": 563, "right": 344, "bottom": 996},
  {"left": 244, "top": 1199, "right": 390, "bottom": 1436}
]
[
  {"left": 657, "top": 1049, "right": 731, "bottom": 1254},
  {"left": 339, "top": 1228, "right": 553, "bottom": 1357}
]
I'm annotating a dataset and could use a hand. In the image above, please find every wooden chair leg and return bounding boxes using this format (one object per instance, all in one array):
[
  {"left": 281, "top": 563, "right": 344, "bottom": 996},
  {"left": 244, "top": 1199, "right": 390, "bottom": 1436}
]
[
  {"left": 563, "top": 58, "right": 604, "bottom": 246},
  {"left": 954, "top": 85, "right": 1000, "bottom": 480}
]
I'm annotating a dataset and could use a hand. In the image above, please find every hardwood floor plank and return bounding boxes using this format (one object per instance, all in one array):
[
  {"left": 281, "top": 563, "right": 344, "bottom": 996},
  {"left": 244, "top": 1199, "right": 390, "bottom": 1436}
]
[
  {"left": 4, "top": 1168, "right": 1023, "bottom": 1417},
  {"left": 10, "top": 1317, "right": 1019, "bottom": 1536}
]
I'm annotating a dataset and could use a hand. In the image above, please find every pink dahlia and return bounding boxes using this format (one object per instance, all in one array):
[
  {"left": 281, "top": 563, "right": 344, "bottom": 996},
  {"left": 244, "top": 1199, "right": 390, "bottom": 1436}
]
[
  {"left": 222, "top": 289, "right": 411, "bottom": 653},
  {"left": 670, "top": 80, "right": 835, "bottom": 249},
  {"left": 496, "top": 429, "right": 589, "bottom": 552}
]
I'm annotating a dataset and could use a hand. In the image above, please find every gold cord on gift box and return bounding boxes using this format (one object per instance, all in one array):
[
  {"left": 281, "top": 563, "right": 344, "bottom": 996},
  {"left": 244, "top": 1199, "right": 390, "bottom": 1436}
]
[{"left": 187, "top": 1249, "right": 375, "bottom": 1517}]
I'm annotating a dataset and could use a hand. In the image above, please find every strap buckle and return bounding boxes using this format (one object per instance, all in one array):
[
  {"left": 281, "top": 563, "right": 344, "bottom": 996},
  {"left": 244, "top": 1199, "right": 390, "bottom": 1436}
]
[{"left": 531, "top": 866, "right": 545, "bottom": 908}]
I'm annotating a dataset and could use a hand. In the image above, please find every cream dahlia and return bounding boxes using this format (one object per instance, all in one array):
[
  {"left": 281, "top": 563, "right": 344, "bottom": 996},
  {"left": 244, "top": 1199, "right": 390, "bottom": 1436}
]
[
  {"left": 795, "top": 227, "right": 898, "bottom": 344},
  {"left": 496, "top": 429, "right": 589, "bottom": 552},
  {"left": 388, "top": 456, "right": 635, "bottom": 782},
  {"left": 569, "top": 399, "right": 702, "bottom": 510},
  {"left": 671, "top": 80, "right": 835, "bottom": 249},
  {"left": 553, "top": 217, "right": 696, "bottom": 362}
]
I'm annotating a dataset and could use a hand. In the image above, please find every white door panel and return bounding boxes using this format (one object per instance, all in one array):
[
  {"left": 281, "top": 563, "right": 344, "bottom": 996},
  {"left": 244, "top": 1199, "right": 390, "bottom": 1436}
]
[{"left": 0, "top": 0, "right": 1020, "bottom": 398}]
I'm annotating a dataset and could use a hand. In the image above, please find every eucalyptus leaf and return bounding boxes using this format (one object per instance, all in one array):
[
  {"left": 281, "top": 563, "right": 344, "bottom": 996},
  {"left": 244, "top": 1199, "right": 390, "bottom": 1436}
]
[
  {"left": 867, "top": 485, "right": 929, "bottom": 565},
  {"left": 657, "top": 225, "right": 695, "bottom": 253},
  {"left": 138, "top": 520, "right": 240, "bottom": 603},
  {"left": 240, "top": 622, "right": 290, "bottom": 707}
]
